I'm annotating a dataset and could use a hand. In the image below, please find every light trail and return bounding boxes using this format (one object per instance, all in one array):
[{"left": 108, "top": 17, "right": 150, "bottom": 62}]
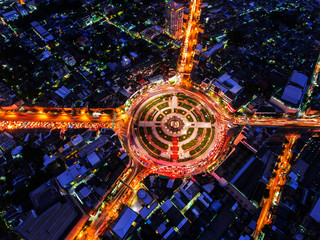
[
  {"left": 177, "top": 0, "right": 202, "bottom": 87},
  {"left": 1, "top": 1, "right": 320, "bottom": 240},
  {"left": 253, "top": 134, "right": 299, "bottom": 240},
  {"left": 76, "top": 168, "right": 151, "bottom": 239}
]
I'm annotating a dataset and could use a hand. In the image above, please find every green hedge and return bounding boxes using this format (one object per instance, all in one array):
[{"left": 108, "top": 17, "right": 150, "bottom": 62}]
[
  {"left": 178, "top": 128, "right": 194, "bottom": 141},
  {"left": 200, "top": 108, "right": 215, "bottom": 123},
  {"left": 192, "top": 110, "right": 203, "bottom": 122},
  {"left": 163, "top": 109, "right": 172, "bottom": 115},
  {"left": 190, "top": 128, "right": 215, "bottom": 159},
  {"left": 177, "top": 109, "right": 187, "bottom": 115},
  {"left": 187, "top": 99, "right": 198, "bottom": 106},
  {"left": 156, "top": 127, "right": 172, "bottom": 141},
  {"left": 156, "top": 114, "right": 164, "bottom": 121},
  {"left": 147, "top": 110, "right": 157, "bottom": 121},
  {"left": 198, "top": 128, "right": 204, "bottom": 137},
  {"left": 157, "top": 102, "right": 169, "bottom": 110},
  {"left": 151, "top": 138, "right": 169, "bottom": 150},
  {"left": 190, "top": 128, "right": 212, "bottom": 155},
  {"left": 146, "top": 127, "right": 153, "bottom": 135},
  {"left": 139, "top": 127, "right": 161, "bottom": 155},
  {"left": 140, "top": 98, "right": 163, "bottom": 120},
  {"left": 182, "top": 139, "right": 199, "bottom": 150},
  {"left": 186, "top": 114, "right": 194, "bottom": 122},
  {"left": 178, "top": 102, "right": 193, "bottom": 110}
]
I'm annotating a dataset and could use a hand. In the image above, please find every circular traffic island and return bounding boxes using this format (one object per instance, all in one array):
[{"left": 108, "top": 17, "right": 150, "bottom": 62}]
[{"left": 127, "top": 87, "right": 227, "bottom": 176}]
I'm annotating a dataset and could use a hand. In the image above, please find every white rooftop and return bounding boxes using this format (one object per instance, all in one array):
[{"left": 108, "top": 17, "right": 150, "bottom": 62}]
[
  {"left": 112, "top": 207, "right": 138, "bottom": 239},
  {"left": 281, "top": 85, "right": 302, "bottom": 105},
  {"left": 140, "top": 202, "right": 158, "bottom": 219},
  {"left": 11, "top": 146, "right": 22, "bottom": 156},
  {"left": 129, "top": 52, "right": 138, "bottom": 58},
  {"left": 2, "top": 10, "right": 19, "bottom": 17},
  {"left": 216, "top": 73, "right": 242, "bottom": 95}
]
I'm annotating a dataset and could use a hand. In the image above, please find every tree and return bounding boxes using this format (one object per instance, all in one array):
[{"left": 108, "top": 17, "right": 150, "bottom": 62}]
[
  {"left": 21, "top": 145, "right": 44, "bottom": 169},
  {"left": 227, "top": 29, "right": 244, "bottom": 46},
  {"left": 263, "top": 189, "right": 270, "bottom": 199}
]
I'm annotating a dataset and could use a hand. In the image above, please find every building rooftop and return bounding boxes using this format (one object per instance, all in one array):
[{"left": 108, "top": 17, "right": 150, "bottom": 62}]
[
  {"left": 161, "top": 199, "right": 174, "bottom": 213},
  {"left": 281, "top": 85, "right": 302, "bottom": 105},
  {"left": 289, "top": 70, "right": 308, "bottom": 89},
  {"left": 86, "top": 152, "right": 101, "bottom": 166},
  {"left": 29, "top": 179, "right": 61, "bottom": 213},
  {"left": 216, "top": 73, "right": 242, "bottom": 95},
  {"left": 310, "top": 197, "right": 320, "bottom": 223},
  {"left": 57, "top": 163, "right": 88, "bottom": 188},
  {"left": 112, "top": 207, "right": 138, "bottom": 239},
  {"left": 55, "top": 86, "right": 71, "bottom": 99},
  {"left": 16, "top": 201, "right": 79, "bottom": 240},
  {"left": 167, "top": 1, "right": 184, "bottom": 11}
]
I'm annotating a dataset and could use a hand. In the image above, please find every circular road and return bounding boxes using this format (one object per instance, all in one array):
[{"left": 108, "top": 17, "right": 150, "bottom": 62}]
[{"left": 125, "top": 85, "right": 228, "bottom": 177}]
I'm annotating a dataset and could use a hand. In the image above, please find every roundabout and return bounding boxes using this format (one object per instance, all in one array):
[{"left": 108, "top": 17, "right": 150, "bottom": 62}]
[{"left": 125, "top": 85, "right": 229, "bottom": 177}]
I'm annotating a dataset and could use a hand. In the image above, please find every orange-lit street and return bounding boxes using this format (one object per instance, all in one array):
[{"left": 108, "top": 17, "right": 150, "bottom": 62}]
[
  {"left": 253, "top": 134, "right": 299, "bottom": 240},
  {"left": 1, "top": 1, "right": 320, "bottom": 240},
  {"left": 177, "top": 0, "right": 202, "bottom": 87},
  {"left": 74, "top": 168, "right": 152, "bottom": 240}
]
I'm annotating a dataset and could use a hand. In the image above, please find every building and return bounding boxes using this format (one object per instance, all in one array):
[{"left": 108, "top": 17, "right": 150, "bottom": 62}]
[
  {"left": 55, "top": 86, "right": 71, "bottom": 99},
  {"left": 16, "top": 4, "right": 28, "bottom": 16},
  {"left": 281, "top": 70, "right": 308, "bottom": 106},
  {"left": 0, "top": 132, "right": 16, "bottom": 151},
  {"left": 15, "top": 179, "right": 81, "bottom": 240},
  {"left": 210, "top": 73, "right": 243, "bottom": 112},
  {"left": 310, "top": 197, "right": 320, "bottom": 223},
  {"left": 30, "top": 21, "right": 54, "bottom": 42},
  {"left": 111, "top": 206, "right": 139, "bottom": 240},
  {"left": 165, "top": 1, "right": 184, "bottom": 39},
  {"left": 62, "top": 52, "right": 76, "bottom": 66},
  {"left": 56, "top": 163, "right": 88, "bottom": 189},
  {"left": 121, "top": 56, "right": 131, "bottom": 67},
  {"left": 2, "top": 10, "right": 19, "bottom": 22}
]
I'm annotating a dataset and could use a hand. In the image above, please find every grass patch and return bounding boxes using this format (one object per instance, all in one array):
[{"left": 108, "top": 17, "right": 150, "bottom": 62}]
[
  {"left": 182, "top": 139, "right": 199, "bottom": 150},
  {"left": 156, "top": 127, "right": 172, "bottom": 141},
  {"left": 151, "top": 138, "right": 169, "bottom": 150},
  {"left": 186, "top": 114, "right": 194, "bottom": 122},
  {"left": 146, "top": 127, "right": 153, "bottom": 135},
  {"left": 174, "top": 130, "right": 216, "bottom": 162},
  {"left": 187, "top": 99, "right": 198, "bottom": 106},
  {"left": 163, "top": 109, "right": 172, "bottom": 115},
  {"left": 139, "top": 127, "right": 161, "bottom": 155},
  {"left": 190, "top": 128, "right": 214, "bottom": 156},
  {"left": 178, "top": 102, "right": 193, "bottom": 110},
  {"left": 198, "top": 128, "right": 204, "bottom": 137},
  {"left": 200, "top": 108, "right": 214, "bottom": 123},
  {"left": 156, "top": 114, "right": 164, "bottom": 121},
  {"left": 177, "top": 109, "right": 187, "bottom": 115},
  {"left": 157, "top": 102, "right": 169, "bottom": 110},
  {"left": 178, "top": 128, "right": 194, "bottom": 141},
  {"left": 192, "top": 110, "right": 203, "bottom": 122},
  {"left": 140, "top": 98, "right": 163, "bottom": 120},
  {"left": 147, "top": 110, "right": 157, "bottom": 121}
]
